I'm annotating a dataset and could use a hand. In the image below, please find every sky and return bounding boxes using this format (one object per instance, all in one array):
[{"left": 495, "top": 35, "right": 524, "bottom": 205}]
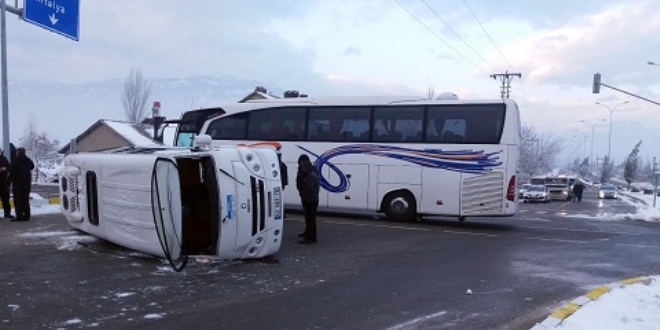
[{"left": 2, "top": 0, "right": 660, "bottom": 163}]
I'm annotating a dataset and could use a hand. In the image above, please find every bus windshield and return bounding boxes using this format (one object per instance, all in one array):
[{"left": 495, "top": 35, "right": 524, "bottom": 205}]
[{"left": 175, "top": 108, "right": 225, "bottom": 146}]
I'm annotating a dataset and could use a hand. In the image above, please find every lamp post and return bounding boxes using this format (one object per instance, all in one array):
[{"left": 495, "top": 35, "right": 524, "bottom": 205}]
[
  {"left": 595, "top": 100, "right": 629, "bottom": 162},
  {"left": 574, "top": 129, "right": 588, "bottom": 160},
  {"left": 580, "top": 119, "right": 606, "bottom": 172},
  {"left": 648, "top": 61, "right": 660, "bottom": 66}
]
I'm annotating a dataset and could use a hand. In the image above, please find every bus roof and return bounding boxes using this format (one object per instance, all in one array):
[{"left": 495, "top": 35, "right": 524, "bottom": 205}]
[
  {"left": 243, "top": 95, "right": 511, "bottom": 106},
  {"left": 183, "top": 97, "right": 516, "bottom": 121}
]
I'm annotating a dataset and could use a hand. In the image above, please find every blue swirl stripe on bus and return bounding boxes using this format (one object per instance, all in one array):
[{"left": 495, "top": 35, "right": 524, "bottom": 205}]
[{"left": 297, "top": 144, "right": 502, "bottom": 193}]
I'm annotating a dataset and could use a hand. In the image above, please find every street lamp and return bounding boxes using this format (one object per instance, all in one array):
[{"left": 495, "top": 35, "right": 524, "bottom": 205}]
[
  {"left": 580, "top": 119, "right": 606, "bottom": 172},
  {"left": 648, "top": 61, "right": 660, "bottom": 66},
  {"left": 595, "top": 100, "right": 629, "bottom": 162},
  {"left": 573, "top": 130, "right": 588, "bottom": 160}
]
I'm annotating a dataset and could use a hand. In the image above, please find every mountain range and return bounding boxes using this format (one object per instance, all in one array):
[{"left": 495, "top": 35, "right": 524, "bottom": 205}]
[
  {"left": 5, "top": 74, "right": 658, "bottom": 167},
  {"left": 6, "top": 75, "right": 286, "bottom": 147}
]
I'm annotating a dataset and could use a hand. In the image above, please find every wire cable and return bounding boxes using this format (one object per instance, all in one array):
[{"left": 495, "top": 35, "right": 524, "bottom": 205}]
[
  {"left": 419, "top": 0, "right": 494, "bottom": 70},
  {"left": 392, "top": 0, "right": 489, "bottom": 75},
  {"left": 461, "top": 0, "right": 535, "bottom": 125},
  {"left": 462, "top": 0, "right": 514, "bottom": 71}
]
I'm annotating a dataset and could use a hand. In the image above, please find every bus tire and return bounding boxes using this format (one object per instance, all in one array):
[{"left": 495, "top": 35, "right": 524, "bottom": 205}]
[{"left": 382, "top": 191, "right": 416, "bottom": 222}]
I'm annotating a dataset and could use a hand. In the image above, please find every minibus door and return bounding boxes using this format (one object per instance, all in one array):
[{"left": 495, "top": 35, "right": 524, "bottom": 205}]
[{"left": 151, "top": 157, "right": 188, "bottom": 272}]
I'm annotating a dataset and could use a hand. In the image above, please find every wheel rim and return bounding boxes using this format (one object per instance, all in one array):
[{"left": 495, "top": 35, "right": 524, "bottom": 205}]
[{"left": 390, "top": 197, "right": 409, "bottom": 214}]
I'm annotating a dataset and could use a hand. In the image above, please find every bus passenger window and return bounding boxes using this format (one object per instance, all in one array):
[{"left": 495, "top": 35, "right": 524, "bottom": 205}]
[{"left": 207, "top": 114, "right": 246, "bottom": 140}]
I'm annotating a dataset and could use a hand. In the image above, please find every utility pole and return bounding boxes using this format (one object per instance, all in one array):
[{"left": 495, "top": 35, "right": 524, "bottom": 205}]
[{"left": 490, "top": 71, "right": 522, "bottom": 99}]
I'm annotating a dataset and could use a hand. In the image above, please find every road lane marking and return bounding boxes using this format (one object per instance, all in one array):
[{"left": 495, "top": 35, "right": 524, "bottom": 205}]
[
  {"left": 517, "top": 224, "right": 642, "bottom": 235},
  {"left": 324, "top": 220, "right": 430, "bottom": 231},
  {"left": 526, "top": 237, "right": 589, "bottom": 244},
  {"left": 443, "top": 230, "right": 498, "bottom": 237},
  {"left": 386, "top": 311, "right": 448, "bottom": 330},
  {"left": 616, "top": 243, "right": 660, "bottom": 249},
  {"left": 554, "top": 201, "right": 572, "bottom": 209}
]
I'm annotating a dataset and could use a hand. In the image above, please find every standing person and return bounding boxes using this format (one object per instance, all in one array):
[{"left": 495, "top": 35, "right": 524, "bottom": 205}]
[
  {"left": 277, "top": 150, "right": 288, "bottom": 219},
  {"left": 0, "top": 149, "right": 13, "bottom": 219},
  {"left": 573, "top": 180, "right": 585, "bottom": 203},
  {"left": 10, "top": 147, "right": 34, "bottom": 221},
  {"left": 296, "top": 154, "right": 319, "bottom": 244},
  {"left": 278, "top": 151, "right": 288, "bottom": 190},
  {"left": 571, "top": 184, "right": 578, "bottom": 203}
]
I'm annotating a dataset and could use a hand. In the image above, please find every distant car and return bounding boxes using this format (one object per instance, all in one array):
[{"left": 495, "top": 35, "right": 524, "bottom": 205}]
[
  {"left": 523, "top": 184, "right": 550, "bottom": 203},
  {"left": 630, "top": 186, "right": 641, "bottom": 193},
  {"left": 643, "top": 188, "right": 654, "bottom": 195},
  {"left": 518, "top": 183, "right": 531, "bottom": 199},
  {"left": 598, "top": 184, "right": 619, "bottom": 199}
]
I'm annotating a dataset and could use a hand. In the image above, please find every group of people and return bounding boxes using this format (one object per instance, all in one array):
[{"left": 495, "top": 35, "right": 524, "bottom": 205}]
[
  {"left": 0, "top": 146, "right": 35, "bottom": 221},
  {"left": 278, "top": 151, "right": 320, "bottom": 245}
]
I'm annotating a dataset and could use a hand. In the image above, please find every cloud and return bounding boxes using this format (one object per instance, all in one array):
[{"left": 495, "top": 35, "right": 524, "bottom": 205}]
[
  {"left": 343, "top": 47, "right": 362, "bottom": 56},
  {"left": 501, "top": 1, "right": 660, "bottom": 88}
]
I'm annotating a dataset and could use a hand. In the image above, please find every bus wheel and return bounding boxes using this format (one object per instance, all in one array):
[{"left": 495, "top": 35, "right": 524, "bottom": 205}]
[{"left": 383, "top": 191, "right": 416, "bottom": 222}]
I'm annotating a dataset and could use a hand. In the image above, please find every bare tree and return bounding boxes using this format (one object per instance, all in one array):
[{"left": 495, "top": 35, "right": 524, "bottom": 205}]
[
  {"left": 518, "top": 123, "right": 564, "bottom": 179},
  {"left": 20, "top": 115, "right": 61, "bottom": 182},
  {"left": 121, "top": 68, "right": 152, "bottom": 124},
  {"left": 427, "top": 86, "right": 435, "bottom": 100}
]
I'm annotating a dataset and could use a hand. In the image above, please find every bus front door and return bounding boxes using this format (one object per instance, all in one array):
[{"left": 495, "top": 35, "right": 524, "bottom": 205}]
[{"left": 151, "top": 157, "right": 188, "bottom": 272}]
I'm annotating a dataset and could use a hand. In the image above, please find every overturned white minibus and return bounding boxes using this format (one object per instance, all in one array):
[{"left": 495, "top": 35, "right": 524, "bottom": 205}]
[{"left": 59, "top": 140, "right": 283, "bottom": 271}]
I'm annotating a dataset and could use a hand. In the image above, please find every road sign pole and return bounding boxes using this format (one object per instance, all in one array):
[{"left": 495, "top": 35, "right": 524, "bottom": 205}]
[{"left": 1, "top": 0, "right": 10, "bottom": 157}]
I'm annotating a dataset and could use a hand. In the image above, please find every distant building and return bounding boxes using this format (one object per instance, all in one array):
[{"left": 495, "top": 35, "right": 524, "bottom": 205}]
[
  {"left": 238, "top": 86, "right": 308, "bottom": 103},
  {"left": 238, "top": 86, "right": 280, "bottom": 103},
  {"left": 58, "top": 119, "right": 161, "bottom": 155}
]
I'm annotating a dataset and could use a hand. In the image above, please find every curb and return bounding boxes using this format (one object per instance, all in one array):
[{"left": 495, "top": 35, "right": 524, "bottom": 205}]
[
  {"left": 0, "top": 196, "right": 60, "bottom": 208},
  {"left": 530, "top": 276, "right": 654, "bottom": 329}
]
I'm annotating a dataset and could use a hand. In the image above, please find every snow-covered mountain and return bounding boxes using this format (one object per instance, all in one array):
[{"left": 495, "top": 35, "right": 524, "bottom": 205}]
[{"left": 7, "top": 75, "right": 285, "bottom": 146}]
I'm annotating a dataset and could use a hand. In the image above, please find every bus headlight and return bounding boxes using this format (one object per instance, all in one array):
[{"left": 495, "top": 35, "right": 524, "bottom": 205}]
[{"left": 272, "top": 170, "right": 278, "bottom": 178}]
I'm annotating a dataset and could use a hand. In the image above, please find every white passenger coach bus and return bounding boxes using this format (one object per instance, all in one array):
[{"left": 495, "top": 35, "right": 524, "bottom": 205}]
[
  {"left": 60, "top": 140, "right": 283, "bottom": 271},
  {"left": 169, "top": 95, "right": 521, "bottom": 222}
]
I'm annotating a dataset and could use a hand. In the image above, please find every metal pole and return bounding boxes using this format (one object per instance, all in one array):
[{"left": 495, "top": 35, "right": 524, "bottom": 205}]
[
  {"left": 608, "top": 109, "right": 613, "bottom": 161},
  {"left": 654, "top": 157, "right": 657, "bottom": 208},
  {"left": 0, "top": 0, "right": 9, "bottom": 158},
  {"left": 590, "top": 127, "right": 595, "bottom": 171}
]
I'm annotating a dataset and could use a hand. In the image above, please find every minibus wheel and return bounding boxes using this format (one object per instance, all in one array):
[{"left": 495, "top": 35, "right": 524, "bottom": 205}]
[{"left": 383, "top": 191, "right": 416, "bottom": 222}]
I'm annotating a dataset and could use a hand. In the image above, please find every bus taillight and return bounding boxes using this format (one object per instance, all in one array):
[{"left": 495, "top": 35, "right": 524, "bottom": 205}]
[{"left": 506, "top": 175, "right": 516, "bottom": 201}]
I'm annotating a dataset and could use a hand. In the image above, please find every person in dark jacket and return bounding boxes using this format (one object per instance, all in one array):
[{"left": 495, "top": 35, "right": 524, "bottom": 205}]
[
  {"left": 278, "top": 151, "right": 288, "bottom": 190},
  {"left": 10, "top": 147, "right": 34, "bottom": 221},
  {"left": 296, "top": 154, "right": 319, "bottom": 244},
  {"left": 572, "top": 180, "right": 585, "bottom": 203},
  {"left": 0, "top": 149, "right": 13, "bottom": 219},
  {"left": 277, "top": 150, "right": 288, "bottom": 219}
]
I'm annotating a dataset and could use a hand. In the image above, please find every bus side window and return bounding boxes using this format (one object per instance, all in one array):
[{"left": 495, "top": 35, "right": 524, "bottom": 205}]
[{"left": 207, "top": 113, "right": 247, "bottom": 140}]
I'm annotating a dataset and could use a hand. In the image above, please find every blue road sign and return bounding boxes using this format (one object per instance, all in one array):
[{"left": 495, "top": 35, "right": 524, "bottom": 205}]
[{"left": 23, "top": 0, "right": 80, "bottom": 41}]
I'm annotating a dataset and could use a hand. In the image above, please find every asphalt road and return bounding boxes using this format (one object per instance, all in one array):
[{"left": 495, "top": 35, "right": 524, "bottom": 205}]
[{"left": 1, "top": 187, "right": 659, "bottom": 330}]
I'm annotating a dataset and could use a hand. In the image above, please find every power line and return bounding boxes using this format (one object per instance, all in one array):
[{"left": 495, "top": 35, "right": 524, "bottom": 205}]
[
  {"left": 392, "top": 0, "right": 489, "bottom": 75},
  {"left": 419, "top": 0, "right": 494, "bottom": 70},
  {"left": 490, "top": 71, "right": 521, "bottom": 99},
  {"left": 462, "top": 0, "right": 514, "bottom": 71},
  {"left": 461, "top": 0, "right": 534, "bottom": 124}
]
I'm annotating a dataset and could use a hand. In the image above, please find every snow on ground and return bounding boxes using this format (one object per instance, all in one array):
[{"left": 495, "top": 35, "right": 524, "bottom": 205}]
[
  {"left": 554, "top": 276, "right": 660, "bottom": 330},
  {"left": 15, "top": 187, "right": 660, "bottom": 329},
  {"left": 542, "top": 185, "right": 660, "bottom": 329}
]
